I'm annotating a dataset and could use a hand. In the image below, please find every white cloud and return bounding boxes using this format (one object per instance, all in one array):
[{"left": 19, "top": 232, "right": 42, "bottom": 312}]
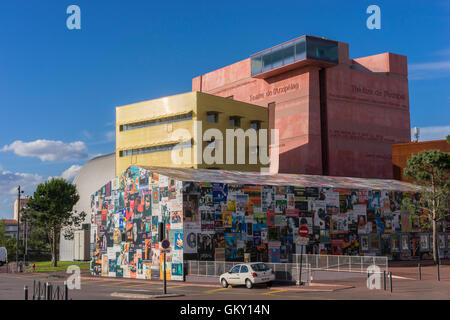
[
  {"left": 411, "top": 125, "right": 450, "bottom": 142},
  {"left": 105, "top": 131, "right": 115, "bottom": 142},
  {"left": 60, "top": 165, "right": 82, "bottom": 181},
  {"left": 1, "top": 139, "right": 88, "bottom": 161},
  {"left": 409, "top": 61, "right": 450, "bottom": 71},
  {"left": 81, "top": 130, "right": 93, "bottom": 140},
  {"left": 409, "top": 60, "right": 450, "bottom": 80},
  {"left": 0, "top": 169, "right": 43, "bottom": 196}
]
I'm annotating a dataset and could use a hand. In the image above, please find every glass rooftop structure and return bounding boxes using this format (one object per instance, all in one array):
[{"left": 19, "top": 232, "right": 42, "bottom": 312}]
[{"left": 250, "top": 36, "right": 339, "bottom": 77}]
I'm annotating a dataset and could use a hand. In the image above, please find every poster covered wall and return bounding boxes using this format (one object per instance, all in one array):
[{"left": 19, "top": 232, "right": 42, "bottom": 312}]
[{"left": 91, "top": 166, "right": 448, "bottom": 280}]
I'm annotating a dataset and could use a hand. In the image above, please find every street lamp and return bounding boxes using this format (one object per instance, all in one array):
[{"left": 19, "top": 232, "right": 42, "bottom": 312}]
[
  {"left": 22, "top": 196, "right": 30, "bottom": 266},
  {"left": 16, "top": 186, "right": 24, "bottom": 272}
]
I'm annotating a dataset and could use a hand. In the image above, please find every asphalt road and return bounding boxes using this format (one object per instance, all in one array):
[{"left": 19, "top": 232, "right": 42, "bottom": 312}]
[{"left": 1, "top": 265, "right": 449, "bottom": 300}]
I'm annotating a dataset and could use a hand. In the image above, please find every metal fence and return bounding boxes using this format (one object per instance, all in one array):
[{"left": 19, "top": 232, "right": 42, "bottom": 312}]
[
  {"left": 27, "top": 280, "right": 69, "bottom": 300},
  {"left": 292, "top": 254, "right": 388, "bottom": 273},
  {"left": 185, "top": 260, "right": 312, "bottom": 285}
]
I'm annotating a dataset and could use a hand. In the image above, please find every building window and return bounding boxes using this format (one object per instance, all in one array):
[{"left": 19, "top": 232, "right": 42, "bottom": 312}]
[
  {"left": 250, "top": 121, "right": 261, "bottom": 130},
  {"left": 120, "top": 111, "right": 193, "bottom": 132},
  {"left": 229, "top": 116, "right": 241, "bottom": 127},
  {"left": 206, "top": 111, "right": 218, "bottom": 123},
  {"left": 120, "top": 140, "right": 192, "bottom": 157}
]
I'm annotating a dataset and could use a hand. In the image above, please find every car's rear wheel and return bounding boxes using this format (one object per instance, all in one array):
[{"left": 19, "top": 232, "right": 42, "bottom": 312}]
[
  {"left": 245, "top": 279, "right": 253, "bottom": 289},
  {"left": 266, "top": 281, "right": 273, "bottom": 288},
  {"left": 221, "top": 278, "right": 229, "bottom": 288}
]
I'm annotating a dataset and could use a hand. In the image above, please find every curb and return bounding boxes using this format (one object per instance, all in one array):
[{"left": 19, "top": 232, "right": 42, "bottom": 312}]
[{"left": 111, "top": 292, "right": 185, "bottom": 299}]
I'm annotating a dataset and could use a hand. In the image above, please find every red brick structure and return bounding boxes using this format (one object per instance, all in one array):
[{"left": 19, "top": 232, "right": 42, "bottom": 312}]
[
  {"left": 392, "top": 139, "right": 450, "bottom": 181},
  {"left": 193, "top": 35, "right": 411, "bottom": 178}
]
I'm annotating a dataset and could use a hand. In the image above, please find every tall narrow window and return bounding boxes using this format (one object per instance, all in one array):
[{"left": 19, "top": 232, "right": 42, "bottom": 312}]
[
  {"left": 250, "top": 121, "right": 261, "bottom": 130},
  {"left": 206, "top": 111, "right": 219, "bottom": 123},
  {"left": 229, "top": 116, "right": 241, "bottom": 127}
]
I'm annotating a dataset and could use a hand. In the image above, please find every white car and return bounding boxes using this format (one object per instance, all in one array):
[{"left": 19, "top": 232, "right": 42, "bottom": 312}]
[{"left": 220, "top": 263, "right": 275, "bottom": 289}]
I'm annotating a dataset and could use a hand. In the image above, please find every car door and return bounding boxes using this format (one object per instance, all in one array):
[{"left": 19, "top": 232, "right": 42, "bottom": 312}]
[
  {"left": 228, "top": 265, "right": 241, "bottom": 285},
  {"left": 239, "top": 265, "right": 250, "bottom": 284}
]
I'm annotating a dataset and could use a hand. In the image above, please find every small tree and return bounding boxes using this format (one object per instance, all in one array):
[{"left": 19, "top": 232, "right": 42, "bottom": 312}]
[
  {"left": 26, "top": 178, "right": 85, "bottom": 267},
  {"left": 403, "top": 150, "right": 450, "bottom": 264}
]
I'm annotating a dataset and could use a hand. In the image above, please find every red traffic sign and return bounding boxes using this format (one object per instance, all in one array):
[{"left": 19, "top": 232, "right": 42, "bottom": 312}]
[
  {"left": 298, "top": 226, "right": 309, "bottom": 237},
  {"left": 161, "top": 239, "right": 170, "bottom": 249}
]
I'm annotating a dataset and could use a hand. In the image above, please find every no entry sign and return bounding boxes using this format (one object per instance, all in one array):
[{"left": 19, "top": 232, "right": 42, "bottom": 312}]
[
  {"left": 161, "top": 239, "right": 170, "bottom": 249},
  {"left": 298, "top": 226, "right": 309, "bottom": 237}
]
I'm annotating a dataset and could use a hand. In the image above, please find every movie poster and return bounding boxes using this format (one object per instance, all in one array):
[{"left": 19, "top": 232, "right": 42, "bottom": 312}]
[
  {"left": 183, "top": 226, "right": 198, "bottom": 254},
  {"left": 197, "top": 233, "right": 215, "bottom": 260},
  {"left": 225, "top": 233, "right": 240, "bottom": 261},
  {"left": 200, "top": 206, "right": 215, "bottom": 230},
  {"left": 212, "top": 183, "right": 228, "bottom": 204},
  {"left": 222, "top": 211, "right": 232, "bottom": 228}
]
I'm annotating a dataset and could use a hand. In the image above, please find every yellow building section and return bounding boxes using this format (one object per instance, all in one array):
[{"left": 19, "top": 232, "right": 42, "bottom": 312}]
[{"left": 116, "top": 91, "right": 268, "bottom": 175}]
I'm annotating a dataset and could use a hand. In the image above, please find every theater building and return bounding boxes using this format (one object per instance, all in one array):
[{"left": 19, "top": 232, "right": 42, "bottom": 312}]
[
  {"left": 116, "top": 91, "right": 268, "bottom": 176},
  {"left": 192, "top": 35, "right": 411, "bottom": 179}
]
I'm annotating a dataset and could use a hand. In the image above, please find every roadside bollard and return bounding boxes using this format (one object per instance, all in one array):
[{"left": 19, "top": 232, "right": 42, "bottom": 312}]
[
  {"left": 64, "top": 282, "right": 68, "bottom": 300},
  {"left": 383, "top": 271, "right": 386, "bottom": 290},
  {"left": 24, "top": 285, "right": 28, "bottom": 300},
  {"left": 418, "top": 263, "right": 421, "bottom": 280},
  {"left": 389, "top": 272, "right": 393, "bottom": 293},
  {"left": 45, "top": 282, "right": 51, "bottom": 301}
]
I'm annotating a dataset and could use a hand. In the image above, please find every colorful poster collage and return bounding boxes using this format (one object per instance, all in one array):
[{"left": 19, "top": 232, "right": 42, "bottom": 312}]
[
  {"left": 91, "top": 167, "right": 184, "bottom": 281},
  {"left": 92, "top": 167, "right": 450, "bottom": 281}
]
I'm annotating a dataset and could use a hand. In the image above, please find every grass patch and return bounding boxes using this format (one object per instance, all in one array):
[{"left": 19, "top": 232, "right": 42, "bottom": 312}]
[{"left": 26, "top": 260, "right": 90, "bottom": 272}]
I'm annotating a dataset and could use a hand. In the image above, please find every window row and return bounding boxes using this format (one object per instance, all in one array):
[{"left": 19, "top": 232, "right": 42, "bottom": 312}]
[
  {"left": 206, "top": 112, "right": 262, "bottom": 129},
  {"left": 120, "top": 140, "right": 192, "bottom": 157},
  {"left": 120, "top": 112, "right": 193, "bottom": 132}
]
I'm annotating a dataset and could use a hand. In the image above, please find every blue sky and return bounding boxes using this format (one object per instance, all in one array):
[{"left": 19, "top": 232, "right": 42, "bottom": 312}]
[{"left": 0, "top": 0, "right": 449, "bottom": 218}]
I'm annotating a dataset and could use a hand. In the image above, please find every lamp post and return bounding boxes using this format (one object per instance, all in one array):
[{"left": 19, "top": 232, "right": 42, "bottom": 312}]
[
  {"left": 16, "top": 186, "right": 24, "bottom": 272},
  {"left": 23, "top": 198, "right": 29, "bottom": 266}
]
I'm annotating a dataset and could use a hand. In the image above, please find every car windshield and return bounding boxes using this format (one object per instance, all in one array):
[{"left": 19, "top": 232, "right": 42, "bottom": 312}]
[{"left": 251, "top": 263, "right": 270, "bottom": 271}]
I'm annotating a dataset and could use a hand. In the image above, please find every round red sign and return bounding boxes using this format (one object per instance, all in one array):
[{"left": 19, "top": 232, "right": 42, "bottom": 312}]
[
  {"left": 298, "top": 226, "right": 309, "bottom": 237},
  {"left": 161, "top": 239, "right": 170, "bottom": 249}
]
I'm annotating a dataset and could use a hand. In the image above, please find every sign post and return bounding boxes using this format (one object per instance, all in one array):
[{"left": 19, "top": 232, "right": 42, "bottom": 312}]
[
  {"left": 161, "top": 239, "right": 170, "bottom": 295},
  {"left": 297, "top": 226, "right": 309, "bottom": 286}
]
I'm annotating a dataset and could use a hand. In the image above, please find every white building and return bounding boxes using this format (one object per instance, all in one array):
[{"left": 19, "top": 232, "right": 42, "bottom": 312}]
[{"left": 59, "top": 153, "right": 115, "bottom": 261}]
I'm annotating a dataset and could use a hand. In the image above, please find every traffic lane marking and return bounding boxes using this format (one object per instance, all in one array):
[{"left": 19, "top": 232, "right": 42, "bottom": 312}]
[
  {"left": 203, "top": 287, "right": 230, "bottom": 294},
  {"left": 262, "top": 289, "right": 287, "bottom": 295}
]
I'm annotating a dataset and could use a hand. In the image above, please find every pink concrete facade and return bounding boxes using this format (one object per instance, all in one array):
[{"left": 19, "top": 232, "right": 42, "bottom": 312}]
[{"left": 192, "top": 37, "right": 411, "bottom": 179}]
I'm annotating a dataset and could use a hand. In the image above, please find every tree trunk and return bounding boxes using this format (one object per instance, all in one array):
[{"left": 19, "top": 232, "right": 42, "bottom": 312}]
[
  {"left": 51, "top": 228, "right": 58, "bottom": 267},
  {"left": 432, "top": 218, "right": 438, "bottom": 265}
]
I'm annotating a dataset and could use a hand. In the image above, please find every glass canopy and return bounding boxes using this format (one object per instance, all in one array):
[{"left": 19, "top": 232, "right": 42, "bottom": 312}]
[{"left": 251, "top": 36, "right": 339, "bottom": 77}]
